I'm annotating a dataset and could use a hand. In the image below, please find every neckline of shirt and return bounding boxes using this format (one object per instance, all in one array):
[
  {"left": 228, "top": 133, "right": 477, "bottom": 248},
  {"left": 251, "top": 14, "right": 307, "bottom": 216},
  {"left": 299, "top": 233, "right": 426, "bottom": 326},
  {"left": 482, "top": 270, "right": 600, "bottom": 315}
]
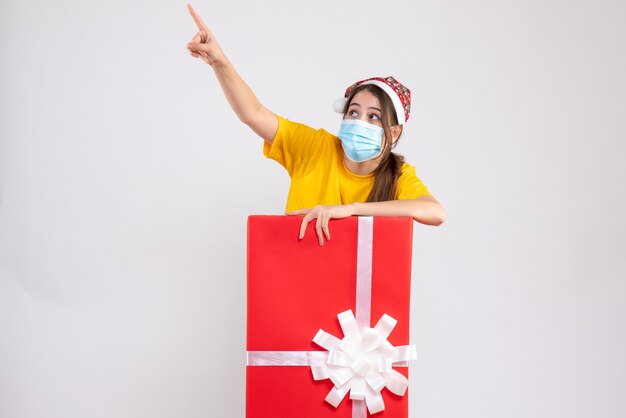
[{"left": 340, "top": 155, "right": 375, "bottom": 181}]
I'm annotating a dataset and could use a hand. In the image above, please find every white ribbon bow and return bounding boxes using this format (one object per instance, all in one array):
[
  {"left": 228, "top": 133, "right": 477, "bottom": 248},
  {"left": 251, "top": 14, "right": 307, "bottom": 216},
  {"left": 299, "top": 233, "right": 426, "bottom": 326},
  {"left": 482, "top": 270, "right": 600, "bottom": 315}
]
[{"left": 310, "top": 309, "right": 417, "bottom": 415}]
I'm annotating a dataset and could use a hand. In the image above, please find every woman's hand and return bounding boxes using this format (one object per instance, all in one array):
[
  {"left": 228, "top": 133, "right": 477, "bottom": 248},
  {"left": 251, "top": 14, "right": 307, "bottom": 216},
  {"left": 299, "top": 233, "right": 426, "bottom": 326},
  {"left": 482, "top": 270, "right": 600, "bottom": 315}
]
[
  {"left": 287, "top": 204, "right": 355, "bottom": 246},
  {"left": 186, "top": 4, "right": 226, "bottom": 67},
  {"left": 287, "top": 198, "right": 445, "bottom": 246}
]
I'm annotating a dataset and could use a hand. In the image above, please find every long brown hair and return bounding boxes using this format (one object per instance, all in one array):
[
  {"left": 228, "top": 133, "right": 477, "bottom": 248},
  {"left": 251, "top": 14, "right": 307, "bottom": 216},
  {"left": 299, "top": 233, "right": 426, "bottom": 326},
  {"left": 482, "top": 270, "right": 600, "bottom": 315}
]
[{"left": 343, "top": 84, "right": 405, "bottom": 202}]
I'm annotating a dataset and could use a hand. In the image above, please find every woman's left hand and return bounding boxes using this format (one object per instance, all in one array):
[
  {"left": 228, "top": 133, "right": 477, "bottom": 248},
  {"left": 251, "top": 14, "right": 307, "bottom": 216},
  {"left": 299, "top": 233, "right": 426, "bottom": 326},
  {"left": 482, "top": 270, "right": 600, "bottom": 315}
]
[{"left": 286, "top": 204, "right": 355, "bottom": 246}]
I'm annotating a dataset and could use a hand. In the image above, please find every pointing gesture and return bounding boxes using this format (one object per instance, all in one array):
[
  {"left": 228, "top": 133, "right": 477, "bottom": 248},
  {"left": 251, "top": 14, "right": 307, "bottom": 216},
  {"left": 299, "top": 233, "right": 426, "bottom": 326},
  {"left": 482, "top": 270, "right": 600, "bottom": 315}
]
[
  {"left": 186, "top": 4, "right": 225, "bottom": 66},
  {"left": 184, "top": 4, "right": 280, "bottom": 144}
]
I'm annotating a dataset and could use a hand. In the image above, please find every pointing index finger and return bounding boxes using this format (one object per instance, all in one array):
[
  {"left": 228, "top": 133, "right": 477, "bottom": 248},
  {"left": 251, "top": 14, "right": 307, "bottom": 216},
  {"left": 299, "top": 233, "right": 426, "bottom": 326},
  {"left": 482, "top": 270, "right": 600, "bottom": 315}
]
[{"left": 187, "top": 4, "right": 209, "bottom": 34}]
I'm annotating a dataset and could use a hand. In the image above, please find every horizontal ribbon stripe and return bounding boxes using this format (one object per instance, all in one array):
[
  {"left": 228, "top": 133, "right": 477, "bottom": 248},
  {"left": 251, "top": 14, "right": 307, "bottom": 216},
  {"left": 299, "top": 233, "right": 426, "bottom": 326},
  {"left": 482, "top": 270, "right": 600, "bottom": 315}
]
[
  {"left": 246, "top": 350, "right": 411, "bottom": 368},
  {"left": 246, "top": 351, "right": 328, "bottom": 366}
]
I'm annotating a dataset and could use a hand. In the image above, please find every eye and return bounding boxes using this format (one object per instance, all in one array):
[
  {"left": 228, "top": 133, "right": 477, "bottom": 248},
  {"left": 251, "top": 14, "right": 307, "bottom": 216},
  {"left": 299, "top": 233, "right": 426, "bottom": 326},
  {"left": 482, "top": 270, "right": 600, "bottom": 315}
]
[
  {"left": 369, "top": 113, "right": 381, "bottom": 121},
  {"left": 348, "top": 110, "right": 358, "bottom": 118}
]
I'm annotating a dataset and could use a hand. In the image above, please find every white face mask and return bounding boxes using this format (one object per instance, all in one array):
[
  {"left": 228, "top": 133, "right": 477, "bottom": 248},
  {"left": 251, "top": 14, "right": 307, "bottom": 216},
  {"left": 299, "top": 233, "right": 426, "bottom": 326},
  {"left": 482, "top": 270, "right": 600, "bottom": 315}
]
[{"left": 337, "top": 119, "right": 384, "bottom": 162}]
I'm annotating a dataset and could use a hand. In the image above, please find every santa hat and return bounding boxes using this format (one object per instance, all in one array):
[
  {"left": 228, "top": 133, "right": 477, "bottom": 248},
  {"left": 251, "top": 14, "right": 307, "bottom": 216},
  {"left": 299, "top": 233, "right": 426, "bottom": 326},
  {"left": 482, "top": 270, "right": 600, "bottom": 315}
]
[{"left": 333, "top": 76, "right": 411, "bottom": 125}]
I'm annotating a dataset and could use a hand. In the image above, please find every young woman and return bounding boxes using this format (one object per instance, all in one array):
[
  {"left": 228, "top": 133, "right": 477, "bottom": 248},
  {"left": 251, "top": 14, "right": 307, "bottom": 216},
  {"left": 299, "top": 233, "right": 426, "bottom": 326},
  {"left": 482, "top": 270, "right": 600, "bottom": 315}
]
[{"left": 185, "top": 4, "right": 446, "bottom": 246}]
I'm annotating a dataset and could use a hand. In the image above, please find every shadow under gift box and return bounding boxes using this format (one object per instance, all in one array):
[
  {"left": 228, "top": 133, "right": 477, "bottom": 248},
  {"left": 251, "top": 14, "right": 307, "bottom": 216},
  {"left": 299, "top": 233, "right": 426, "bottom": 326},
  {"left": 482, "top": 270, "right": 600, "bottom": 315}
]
[{"left": 246, "top": 215, "right": 414, "bottom": 418}]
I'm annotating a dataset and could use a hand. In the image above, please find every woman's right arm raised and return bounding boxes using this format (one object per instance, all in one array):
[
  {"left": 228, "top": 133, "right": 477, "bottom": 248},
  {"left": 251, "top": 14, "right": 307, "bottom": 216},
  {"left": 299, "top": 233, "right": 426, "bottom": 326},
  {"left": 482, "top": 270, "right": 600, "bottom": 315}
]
[{"left": 186, "top": 4, "right": 278, "bottom": 142}]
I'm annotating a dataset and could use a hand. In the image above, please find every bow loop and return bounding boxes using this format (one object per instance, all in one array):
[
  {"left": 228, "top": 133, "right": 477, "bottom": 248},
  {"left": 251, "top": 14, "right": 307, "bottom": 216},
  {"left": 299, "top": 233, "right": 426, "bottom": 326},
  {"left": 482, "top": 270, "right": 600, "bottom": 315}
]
[{"left": 311, "top": 310, "right": 416, "bottom": 414}]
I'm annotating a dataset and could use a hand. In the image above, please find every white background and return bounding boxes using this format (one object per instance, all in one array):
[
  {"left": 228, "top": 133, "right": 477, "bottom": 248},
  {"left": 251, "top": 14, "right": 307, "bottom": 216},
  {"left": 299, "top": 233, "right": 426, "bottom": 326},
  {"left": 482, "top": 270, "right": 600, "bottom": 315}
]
[{"left": 1, "top": 1, "right": 625, "bottom": 417}]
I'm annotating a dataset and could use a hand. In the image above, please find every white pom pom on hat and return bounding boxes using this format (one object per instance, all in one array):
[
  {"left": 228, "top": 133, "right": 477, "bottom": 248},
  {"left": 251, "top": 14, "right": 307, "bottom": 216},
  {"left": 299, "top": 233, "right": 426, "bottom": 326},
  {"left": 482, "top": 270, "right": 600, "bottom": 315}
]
[
  {"left": 333, "top": 97, "right": 348, "bottom": 113},
  {"left": 332, "top": 76, "right": 411, "bottom": 125}
]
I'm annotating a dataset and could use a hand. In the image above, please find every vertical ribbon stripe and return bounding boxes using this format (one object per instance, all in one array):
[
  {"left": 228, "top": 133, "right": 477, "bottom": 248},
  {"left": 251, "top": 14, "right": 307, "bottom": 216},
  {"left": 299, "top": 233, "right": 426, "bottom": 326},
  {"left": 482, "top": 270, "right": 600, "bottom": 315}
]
[{"left": 355, "top": 216, "right": 374, "bottom": 330}]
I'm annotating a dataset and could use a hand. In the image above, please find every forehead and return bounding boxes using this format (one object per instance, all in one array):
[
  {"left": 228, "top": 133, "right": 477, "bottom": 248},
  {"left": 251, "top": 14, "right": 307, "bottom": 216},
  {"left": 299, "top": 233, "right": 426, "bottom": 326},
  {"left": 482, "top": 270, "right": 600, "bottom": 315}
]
[{"left": 349, "top": 90, "right": 381, "bottom": 109}]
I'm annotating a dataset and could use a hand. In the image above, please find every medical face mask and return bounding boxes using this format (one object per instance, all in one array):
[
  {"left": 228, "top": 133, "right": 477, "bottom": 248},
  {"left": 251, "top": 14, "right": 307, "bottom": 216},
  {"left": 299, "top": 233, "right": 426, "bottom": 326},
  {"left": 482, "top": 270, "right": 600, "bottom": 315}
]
[{"left": 337, "top": 119, "right": 384, "bottom": 162}]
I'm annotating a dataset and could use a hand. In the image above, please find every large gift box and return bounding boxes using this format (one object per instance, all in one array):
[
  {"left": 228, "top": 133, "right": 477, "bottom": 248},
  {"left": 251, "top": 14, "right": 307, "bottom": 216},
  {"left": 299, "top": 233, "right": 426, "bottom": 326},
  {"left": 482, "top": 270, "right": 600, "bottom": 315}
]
[{"left": 246, "top": 215, "right": 416, "bottom": 418}]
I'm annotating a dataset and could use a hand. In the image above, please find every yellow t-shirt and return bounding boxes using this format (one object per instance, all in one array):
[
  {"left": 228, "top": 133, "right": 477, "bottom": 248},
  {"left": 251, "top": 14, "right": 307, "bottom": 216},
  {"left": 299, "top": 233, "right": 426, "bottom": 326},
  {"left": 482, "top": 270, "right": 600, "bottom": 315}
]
[{"left": 263, "top": 115, "right": 431, "bottom": 212}]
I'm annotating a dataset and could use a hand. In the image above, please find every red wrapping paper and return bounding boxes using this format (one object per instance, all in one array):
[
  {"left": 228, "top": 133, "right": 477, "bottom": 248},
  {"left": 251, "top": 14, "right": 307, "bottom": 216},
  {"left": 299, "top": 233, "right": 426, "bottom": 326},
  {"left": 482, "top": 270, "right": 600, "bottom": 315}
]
[{"left": 246, "top": 215, "right": 414, "bottom": 417}]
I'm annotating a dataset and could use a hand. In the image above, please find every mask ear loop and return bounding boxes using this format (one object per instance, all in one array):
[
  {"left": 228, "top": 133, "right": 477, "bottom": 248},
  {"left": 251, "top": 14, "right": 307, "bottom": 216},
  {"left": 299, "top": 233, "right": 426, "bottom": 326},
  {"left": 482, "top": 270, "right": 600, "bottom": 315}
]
[
  {"left": 378, "top": 106, "right": 398, "bottom": 164},
  {"left": 373, "top": 128, "right": 393, "bottom": 168},
  {"left": 389, "top": 125, "right": 403, "bottom": 150}
]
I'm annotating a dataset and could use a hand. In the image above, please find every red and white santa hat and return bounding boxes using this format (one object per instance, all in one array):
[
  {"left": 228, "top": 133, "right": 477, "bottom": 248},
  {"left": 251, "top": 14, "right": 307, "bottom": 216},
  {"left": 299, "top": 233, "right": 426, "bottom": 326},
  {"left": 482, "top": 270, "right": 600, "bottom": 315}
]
[{"left": 333, "top": 76, "right": 412, "bottom": 125}]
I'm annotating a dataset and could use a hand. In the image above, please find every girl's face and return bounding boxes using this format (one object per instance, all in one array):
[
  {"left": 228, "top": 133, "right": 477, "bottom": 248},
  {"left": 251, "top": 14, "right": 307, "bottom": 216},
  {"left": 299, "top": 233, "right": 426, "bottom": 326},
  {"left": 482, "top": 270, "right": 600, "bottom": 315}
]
[{"left": 345, "top": 90, "right": 384, "bottom": 128}]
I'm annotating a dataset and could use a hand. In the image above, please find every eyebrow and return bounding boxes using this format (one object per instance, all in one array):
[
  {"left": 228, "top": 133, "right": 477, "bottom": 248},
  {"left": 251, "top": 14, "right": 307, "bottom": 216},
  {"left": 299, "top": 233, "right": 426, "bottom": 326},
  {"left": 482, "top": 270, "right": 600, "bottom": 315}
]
[{"left": 349, "top": 103, "right": 382, "bottom": 112}]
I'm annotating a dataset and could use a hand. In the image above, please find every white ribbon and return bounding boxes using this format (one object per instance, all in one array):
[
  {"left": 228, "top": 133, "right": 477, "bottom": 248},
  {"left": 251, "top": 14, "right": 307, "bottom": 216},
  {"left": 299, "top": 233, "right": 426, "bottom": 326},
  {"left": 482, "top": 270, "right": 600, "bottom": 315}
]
[
  {"left": 247, "top": 217, "right": 417, "bottom": 416},
  {"left": 355, "top": 216, "right": 374, "bottom": 329},
  {"left": 311, "top": 309, "right": 417, "bottom": 415}
]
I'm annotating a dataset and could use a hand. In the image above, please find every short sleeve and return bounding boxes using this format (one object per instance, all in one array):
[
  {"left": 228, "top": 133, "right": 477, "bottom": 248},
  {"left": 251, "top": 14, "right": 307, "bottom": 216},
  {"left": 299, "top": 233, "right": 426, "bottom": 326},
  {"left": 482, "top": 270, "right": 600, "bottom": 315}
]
[
  {"left": 263, "top": 115, "right": 324, "bottom": 179},
  {"left": 395, "top": 163, "right": 432, "bottom": 200}
]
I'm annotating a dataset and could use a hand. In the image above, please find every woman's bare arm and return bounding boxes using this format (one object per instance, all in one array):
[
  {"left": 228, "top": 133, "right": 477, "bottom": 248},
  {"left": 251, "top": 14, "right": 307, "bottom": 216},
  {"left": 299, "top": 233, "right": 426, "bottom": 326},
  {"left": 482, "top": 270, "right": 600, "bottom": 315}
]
[{"left": 186, "top": 4, "right": 278, "bottom": 141}]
